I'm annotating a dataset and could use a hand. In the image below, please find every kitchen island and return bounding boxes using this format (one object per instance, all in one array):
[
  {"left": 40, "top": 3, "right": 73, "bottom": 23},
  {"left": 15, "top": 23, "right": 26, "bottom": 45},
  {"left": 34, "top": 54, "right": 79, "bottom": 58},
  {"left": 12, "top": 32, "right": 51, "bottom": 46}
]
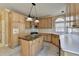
[{"left": 19, "top": 34, "right": 44, "bottom": 56}]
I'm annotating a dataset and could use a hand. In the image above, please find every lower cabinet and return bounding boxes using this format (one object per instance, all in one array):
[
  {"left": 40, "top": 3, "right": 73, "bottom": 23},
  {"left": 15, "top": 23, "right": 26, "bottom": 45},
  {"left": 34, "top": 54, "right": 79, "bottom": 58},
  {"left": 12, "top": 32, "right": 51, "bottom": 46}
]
[
  {"left": 51, "top": 34, "right": 59, "bottom": 47},
  {"left": 43, "top": 34, "right": 52, "bottom": 42},
  {"left": 20, "top": 36, "right": 44, "bottom": 56},
  {"left": 43, "top": 33, "right": 59, "bottom": 47}
]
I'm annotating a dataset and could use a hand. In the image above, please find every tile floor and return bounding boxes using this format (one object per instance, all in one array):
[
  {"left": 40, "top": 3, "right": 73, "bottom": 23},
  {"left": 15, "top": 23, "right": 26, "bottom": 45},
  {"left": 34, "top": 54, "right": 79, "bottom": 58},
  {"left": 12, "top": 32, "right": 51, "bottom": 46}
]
[{"left": 0, "top": 42, "right": 63, "bottom": 56}]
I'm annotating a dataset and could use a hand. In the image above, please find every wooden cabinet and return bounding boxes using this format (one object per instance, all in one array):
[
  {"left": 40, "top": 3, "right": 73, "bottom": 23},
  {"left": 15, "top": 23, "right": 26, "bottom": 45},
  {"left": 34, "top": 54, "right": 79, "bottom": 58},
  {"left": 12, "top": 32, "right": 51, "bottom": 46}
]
[
  {"left": 0, "top": 8, "right": 30, "bottom": 48},
  {"left": 69, "top": 3, "right": 79, "bottom": 15},
  {"left": 19, "top": 14, "right": 25, "bottom": 33},
  {"left": 51, "top": 34, "right": 59, "bottom": 47},
  {"left": 37, "top": 17, "right": 52, "bottom": 28},
  {"left": 8, "top": 11, "right": 26, "bottom": 48},
  {"left": 76, "top": 4, "right": 79, "bottom": 15},
  {"left": 25, "top": 21, "right": 31, "bottom": 28},
  {"left": 75, "top": 4, "right": 79, "bottom": 26},
  {"left": 42, "top": 33, "right": 59, "bottom": 47},
  {"left": 67, "top": 4, "right": 79, "bottom": 27},
  {"left": 43, "top": 34, "right": 52, "bottom": 43},
  {"left": 20, "top": 36, "right": 44, "bottom": 56}
]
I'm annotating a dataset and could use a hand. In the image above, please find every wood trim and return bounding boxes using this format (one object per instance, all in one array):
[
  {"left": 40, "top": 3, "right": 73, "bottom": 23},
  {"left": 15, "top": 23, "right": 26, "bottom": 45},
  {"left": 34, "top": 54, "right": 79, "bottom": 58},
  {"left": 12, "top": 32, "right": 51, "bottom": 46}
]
[{"left": 8, "top": 12, "right": 13, "bottom": 48}]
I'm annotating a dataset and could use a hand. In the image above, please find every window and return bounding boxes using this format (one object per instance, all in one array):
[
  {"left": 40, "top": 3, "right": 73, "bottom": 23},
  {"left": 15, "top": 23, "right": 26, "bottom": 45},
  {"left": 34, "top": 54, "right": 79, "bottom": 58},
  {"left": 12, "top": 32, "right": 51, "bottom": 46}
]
[
  {"left": 55, "top": 18, "right": 65, "bottom": 33},
  {"left": 55, "top": 16, "right": 79, "bottom": 34}
]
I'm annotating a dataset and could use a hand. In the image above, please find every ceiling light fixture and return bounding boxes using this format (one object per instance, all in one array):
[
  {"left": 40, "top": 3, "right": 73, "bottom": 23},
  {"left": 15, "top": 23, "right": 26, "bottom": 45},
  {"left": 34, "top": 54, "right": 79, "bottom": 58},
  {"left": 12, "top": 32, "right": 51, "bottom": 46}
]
[
  {"left": 34, "top": 19, "right": 39, "bottom": 23},
  {"left": 26, "top": 3, "right": 39, "bottom": 23},
  {"left": 34, "top": 3, "right": 39, "bottom": 23},
  {"left": 26, "top": 3, "right": 35, "bottom": 21}
]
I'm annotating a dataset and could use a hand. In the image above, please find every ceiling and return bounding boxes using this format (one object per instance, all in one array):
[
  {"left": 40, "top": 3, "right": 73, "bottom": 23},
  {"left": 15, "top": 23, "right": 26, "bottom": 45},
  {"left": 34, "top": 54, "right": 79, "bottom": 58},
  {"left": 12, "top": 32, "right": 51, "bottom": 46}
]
[{"left": 0, "top": 3, "right": 66, "bottom": 17}]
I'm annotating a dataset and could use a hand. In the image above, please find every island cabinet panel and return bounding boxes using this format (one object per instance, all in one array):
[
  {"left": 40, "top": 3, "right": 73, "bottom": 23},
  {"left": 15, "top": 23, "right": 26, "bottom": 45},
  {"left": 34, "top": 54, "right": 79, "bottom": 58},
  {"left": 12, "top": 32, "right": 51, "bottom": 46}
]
[
  {"left": 20, "top": 36, "right": 44, "bottom": 56},
  {"left": 38, "top": 17, "right": 52, "bottom": 28},
  {"left": 8, "top": 11, "right": 26, "bottom": 48},
  {"left": 20, "top": 39, "right": 30, "bottom": 56},
  {"left": 51, "top": 34, "right": 59, "bottom": 47}
]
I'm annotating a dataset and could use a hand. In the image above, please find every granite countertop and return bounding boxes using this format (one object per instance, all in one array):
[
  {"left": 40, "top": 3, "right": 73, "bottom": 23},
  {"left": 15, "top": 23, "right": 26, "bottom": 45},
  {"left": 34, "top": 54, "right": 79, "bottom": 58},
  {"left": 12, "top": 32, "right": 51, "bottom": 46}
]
[{"left": 19, "top": 34, "right": 41, "bottom": 41}]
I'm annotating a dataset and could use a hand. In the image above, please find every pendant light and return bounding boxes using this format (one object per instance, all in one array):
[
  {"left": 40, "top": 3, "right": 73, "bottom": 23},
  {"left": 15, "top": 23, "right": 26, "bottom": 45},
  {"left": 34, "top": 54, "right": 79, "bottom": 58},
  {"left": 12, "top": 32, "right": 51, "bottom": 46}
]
[
  {"left": 26, "top": 3, "right": 36, "bottom": 21},
  {"left": 26, "top": 3, "right": 39, "bottom": 23},
  {"left": 26, "top": 17, "right": 33, "bottom": 21},
  {"left": 34, "top": 19, "right": 39, "bottom": 23},
  {"left": 34, "top": 3, "right": 39, "bottom": 23}
]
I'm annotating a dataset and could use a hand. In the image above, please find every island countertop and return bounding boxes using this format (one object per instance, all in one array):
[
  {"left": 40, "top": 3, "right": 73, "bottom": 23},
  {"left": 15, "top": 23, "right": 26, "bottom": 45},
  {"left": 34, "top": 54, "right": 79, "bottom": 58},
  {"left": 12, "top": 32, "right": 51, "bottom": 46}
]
[{"left": 18, "top": 34, "right": 41, "bottom": 41}]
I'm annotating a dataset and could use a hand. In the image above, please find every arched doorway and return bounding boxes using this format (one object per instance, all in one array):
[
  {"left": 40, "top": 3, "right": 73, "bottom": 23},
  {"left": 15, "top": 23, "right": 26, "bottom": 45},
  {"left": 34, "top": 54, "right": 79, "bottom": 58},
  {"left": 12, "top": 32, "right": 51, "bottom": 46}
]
[{"left": 55, "top": 18, "right": 65, "bottom": 34}]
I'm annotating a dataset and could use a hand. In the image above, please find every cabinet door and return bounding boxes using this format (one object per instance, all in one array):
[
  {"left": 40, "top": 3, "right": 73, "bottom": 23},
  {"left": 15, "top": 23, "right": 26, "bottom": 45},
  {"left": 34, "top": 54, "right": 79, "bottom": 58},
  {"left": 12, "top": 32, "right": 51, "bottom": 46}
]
[
  {"left": 20, "top": 39, "right": 30, "bottom": 56},
  {"left": 39, "top": 36, "right": 44, "bottom": 51},
  {"left": 11, "top": 22, "right": 19, "bottom": 48},
  {"left": 38, "top": 17, "right": 52, "bottom": 28},
  {"left": 12, "top": 34, "right": 19, "bottom": 47},
  {"left": 76, "top": 4, "right": 79, "bottom": 15},
  {"left": 47, "top": 34, "right": 52, "bottom": 42},
  {"left": 25, "top": 21, "right": 31, "bottom": 28},
  {"left": 8, "top": 11, "right": 25, "bottom": 48},
  {"left": 19, "top": 14, "right": 25, "bottom": 33},
  {"left": 51, "top": 34, "right": 59, "bottom": 47},
  {"left": 11, "top": 12, "right": 19, "bottom": 22},
  {"left": 44, "top": 34, "right": 52, "bottom": 42},
  {"left": 68, "top": 4, "right": 79, "bottom": 27},
  {"left": 75, "top": 4, "right": 79, "bottom": 26},
  {"left": 38, "top": 19, "right": 45, "bottom": 28},
  {"left": 32, "top": 39, "right": 37, "bottom": 55}
]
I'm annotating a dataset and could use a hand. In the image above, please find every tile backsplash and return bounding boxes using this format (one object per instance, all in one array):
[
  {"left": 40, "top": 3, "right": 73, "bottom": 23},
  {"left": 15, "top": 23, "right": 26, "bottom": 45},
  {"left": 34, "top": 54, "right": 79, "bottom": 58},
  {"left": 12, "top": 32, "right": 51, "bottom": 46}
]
[{"left": 25, "top": 29, "right": 55, "bottom": 34}]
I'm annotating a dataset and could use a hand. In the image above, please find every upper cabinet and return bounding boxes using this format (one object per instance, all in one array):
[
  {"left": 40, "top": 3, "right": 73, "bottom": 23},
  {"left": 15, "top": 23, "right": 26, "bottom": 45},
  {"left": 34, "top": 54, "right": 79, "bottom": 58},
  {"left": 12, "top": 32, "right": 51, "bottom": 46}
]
[
  {"left": 67, "top": 4, "right": 79, "bottom": 27},
  {"left": 25, "top": 21, "right": 31, "bottom": 28},
  {"left": 36, "top": 17, "right": 53, "bottom": 28},
  {"left": 75, "top": 4, "right": 79, "bottom": 27}
]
